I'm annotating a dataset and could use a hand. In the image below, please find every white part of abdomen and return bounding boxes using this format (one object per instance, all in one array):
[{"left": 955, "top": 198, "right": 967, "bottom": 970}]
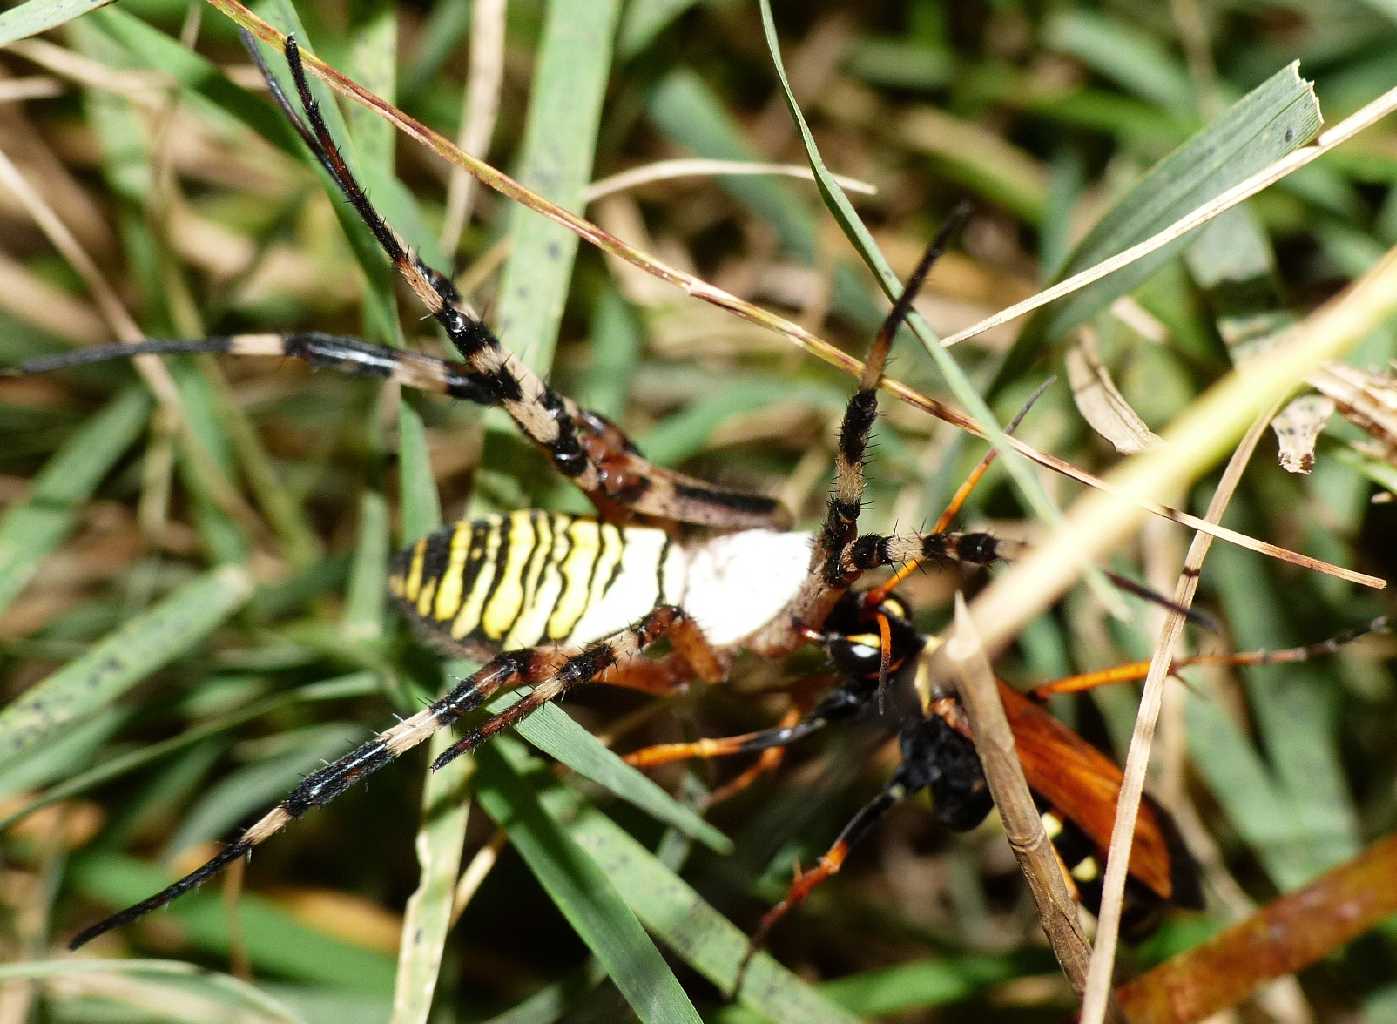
[
  {"left": 564, "top": 526, "right": 678, "bottom": 647},
  {"left": 677, "top": 530, "right": 812, "bottom": 647}
]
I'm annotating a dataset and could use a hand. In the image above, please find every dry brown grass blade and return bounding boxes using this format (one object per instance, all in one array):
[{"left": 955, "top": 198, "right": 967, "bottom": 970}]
[
  {"left": 1079, "top": 406, "right": 1278, "bottom": 1024},
  {"left": 437, "top": 0, "right": 503, "bottom": 254},
  {"left": 960, "top": 244, "right": 1397, "bottom": 684},
  {"left": 206, "top": 0, "right": 1381, "bottom": 590},
  {"left": 946, "top": 595, "right": 1106, "bottom": 1010},
  {"left": 1066, "top": 328, "right": 1161, "bottom": 454},
  {"left": 1311, "top": 363, "right": 1397, "bottom": 462},
  {"left": 1114, "top": 833, "right": 1397, "bottom": 1024},
  {"left": 1270, "top": 394, "right": 1334, "bottom": 474}
]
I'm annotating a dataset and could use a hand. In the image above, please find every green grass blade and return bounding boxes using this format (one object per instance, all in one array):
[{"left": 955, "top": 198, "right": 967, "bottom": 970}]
[
  {"left": 0, "top": 0, "right": 113, "bottom": 47},
  {"left": 755, "top": 2, "right": 1109, "bottom": 603},
  {"left": 618, "top": 0, "right": 701, "bottom": 60},
  {"left": 0, "top": 673, "right": 377, "bottom": 832},
  {"left": 566, "top": 803, "right": 859, "bottom": 1023},
  {"left": 512, "top": 698, "right": 730, "bottom": 853},
  {"left": 998, "top": 64, "right": 1322, "bottom": 382},
  {"left": 344, "top": 491, "right": 390, "bottom": 642},
  {"left": 494, "top": 0, "right": 621, "bottom": 376},
  {"left": 0, "top": 387, "right": 148, "bottom": 617},
  {"left": 1044, "top": 11, "right": 1194, "bottom": 110},
  {"left": 65, "top": 854, "right": 396, "bottom": 990},
  {"left": 476, "top": 737, "right": 703, "bottom": 1024},
  {"left": 0, "top": 564, "right": 253, "bottom": 764},
  {"left": 393, "top": 393, "right": 468, "bottom": 1022},
  {"left": 647, "top": 68, "right": 819, "bottom": 259}
]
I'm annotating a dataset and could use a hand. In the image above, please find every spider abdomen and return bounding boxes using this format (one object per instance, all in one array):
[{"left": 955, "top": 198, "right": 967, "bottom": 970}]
[{"left": 388, "top": 510, "right": 812, "bottom": 656}]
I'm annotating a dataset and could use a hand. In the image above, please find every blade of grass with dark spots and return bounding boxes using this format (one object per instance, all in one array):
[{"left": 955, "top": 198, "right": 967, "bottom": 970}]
[
  {"left": 996, "top": 64, "right": 1320, "bottom": 385},
  {"left": 0, "top": 565, "right": 253, "bottom": 764}
]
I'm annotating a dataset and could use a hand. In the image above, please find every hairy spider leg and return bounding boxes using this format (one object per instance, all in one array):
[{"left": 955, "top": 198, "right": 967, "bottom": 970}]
[
  {"left": 748, "top": 209, "right": 970, "bottom": 654},
  {"left": 274, "top": 37, "right": 789, "bottom": 529},
  {"left": 6, "top": 34, "right": 784, "bottom": 531},
  {"left": 68, "top": 604, "right": 717, "bottom": 949},
  {"left": 864, "top": 377, "right": 1051, "bottom": 608},
  {"left": 1029, "top": 615, "right": 1391, "bottom": 698}
]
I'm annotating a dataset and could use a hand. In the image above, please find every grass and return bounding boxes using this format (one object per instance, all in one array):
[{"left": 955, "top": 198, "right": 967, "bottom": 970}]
[{"left": 1, "top": 2, "right": 1396, "bottom": 1022}]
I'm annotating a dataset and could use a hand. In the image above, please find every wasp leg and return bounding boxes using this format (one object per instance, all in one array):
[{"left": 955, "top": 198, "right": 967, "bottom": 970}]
[{"left": 1029, "top": 615, "right": 1390, "bottom": 699}]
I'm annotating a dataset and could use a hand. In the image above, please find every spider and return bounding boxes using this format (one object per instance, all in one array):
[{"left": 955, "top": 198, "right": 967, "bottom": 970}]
[
  {"left": 34, "top": 35, "right": 1024, "bottom": 949},
  {"left": 13, "top": 34, "right": 1374, "bottom": 961}
]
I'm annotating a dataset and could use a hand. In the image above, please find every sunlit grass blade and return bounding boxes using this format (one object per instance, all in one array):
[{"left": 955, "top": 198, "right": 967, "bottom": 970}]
[
  {"left": 511, "top": 697, "right": 730, "bottom": 853},
  {"left": 0, "top": 0, "right": 114, "bottom": 47},
  {"left": 997, "top": 64, "right": 1322, "bottom": 383},
  {"left": 0, "top": 958, "right": 305, "bottom": 1024},
  {"left": 566, "top": 800, "right": 860, "bottom": 1023}
]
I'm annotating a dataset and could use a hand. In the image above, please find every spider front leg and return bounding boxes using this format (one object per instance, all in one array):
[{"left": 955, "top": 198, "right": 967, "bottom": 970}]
[
  {"left": 751, "top": 211, "right": 969, "bottom": 653},
  {"left": 267, "top": 35, "right": 786, "bottom": 530},
  {"left": 68, "top": 604, "right": 718, "bottom": 949}
]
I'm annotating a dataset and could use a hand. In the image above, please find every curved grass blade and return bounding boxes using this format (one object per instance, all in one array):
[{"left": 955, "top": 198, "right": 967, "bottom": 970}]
[
  {"left": 996, "top": 63, "right": 1321, "bottom": 385},
  {"left": 0, "top": 0, "right": 113, "bottom": 47},
  {"left": 0, "top": 564, "right": 254, "bottom": 764},
  {"left": 566, "top": 800, "right": 859, "bottom": 1023},
  {"left": 752, "top": 1, "right": 1119, "bottom": 608},
  {"left": 0, "top": 673, "right": 378, "bottom": 833},
  {"left": 477, "top": 737, "right": 703, "bottom": 1024}
]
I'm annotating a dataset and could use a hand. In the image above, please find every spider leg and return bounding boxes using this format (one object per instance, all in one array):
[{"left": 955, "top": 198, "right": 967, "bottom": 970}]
[
  {"left": 751, "top": 211, "right": 968, "bottom": 652},
  {"left": 430, "top": 605, "right": 722, "bottom": 770},
  {"left": 68, "top": 604, "right": 715, "bottom": 949},
  {"left": 267, "top": 36, "right": 785, "bottom": 529}
]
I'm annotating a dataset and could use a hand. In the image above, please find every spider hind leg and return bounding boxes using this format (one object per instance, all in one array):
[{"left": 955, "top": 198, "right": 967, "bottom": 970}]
[{"left": 68, "top": 605, "right": 718, "bottom": 948}]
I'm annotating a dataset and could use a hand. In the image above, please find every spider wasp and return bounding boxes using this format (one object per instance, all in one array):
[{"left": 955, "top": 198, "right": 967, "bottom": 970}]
[{"left": 7, "top": 34, "right": 1379, "bottom": 967}]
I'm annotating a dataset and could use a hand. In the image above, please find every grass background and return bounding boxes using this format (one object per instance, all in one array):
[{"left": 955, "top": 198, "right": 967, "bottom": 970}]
[{"left": 1, "top": 1, "right": 1395, "bottom": 1021}]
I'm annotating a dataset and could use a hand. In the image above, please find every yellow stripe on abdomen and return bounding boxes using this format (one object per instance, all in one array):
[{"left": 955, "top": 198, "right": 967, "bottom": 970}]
[
  {"left": 431, "top": 520, "right": 474, "bottom": 622},
  {"left": 391, "top": 512, "right": 681, "bottom": 655},
  {"left": 547, "top": 518, "right": 600, "bottom": 640},
  {"left": 481, "top": 510, "right": 536, "bottom": 640}
]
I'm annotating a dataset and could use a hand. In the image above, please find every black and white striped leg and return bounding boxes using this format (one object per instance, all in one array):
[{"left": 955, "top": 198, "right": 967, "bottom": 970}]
[
  {"left": 68, "top": 605, "right": 704, "bottom": 949},
  {"left": 265, "top": 35, "right": 785, "bottom": 529}
]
